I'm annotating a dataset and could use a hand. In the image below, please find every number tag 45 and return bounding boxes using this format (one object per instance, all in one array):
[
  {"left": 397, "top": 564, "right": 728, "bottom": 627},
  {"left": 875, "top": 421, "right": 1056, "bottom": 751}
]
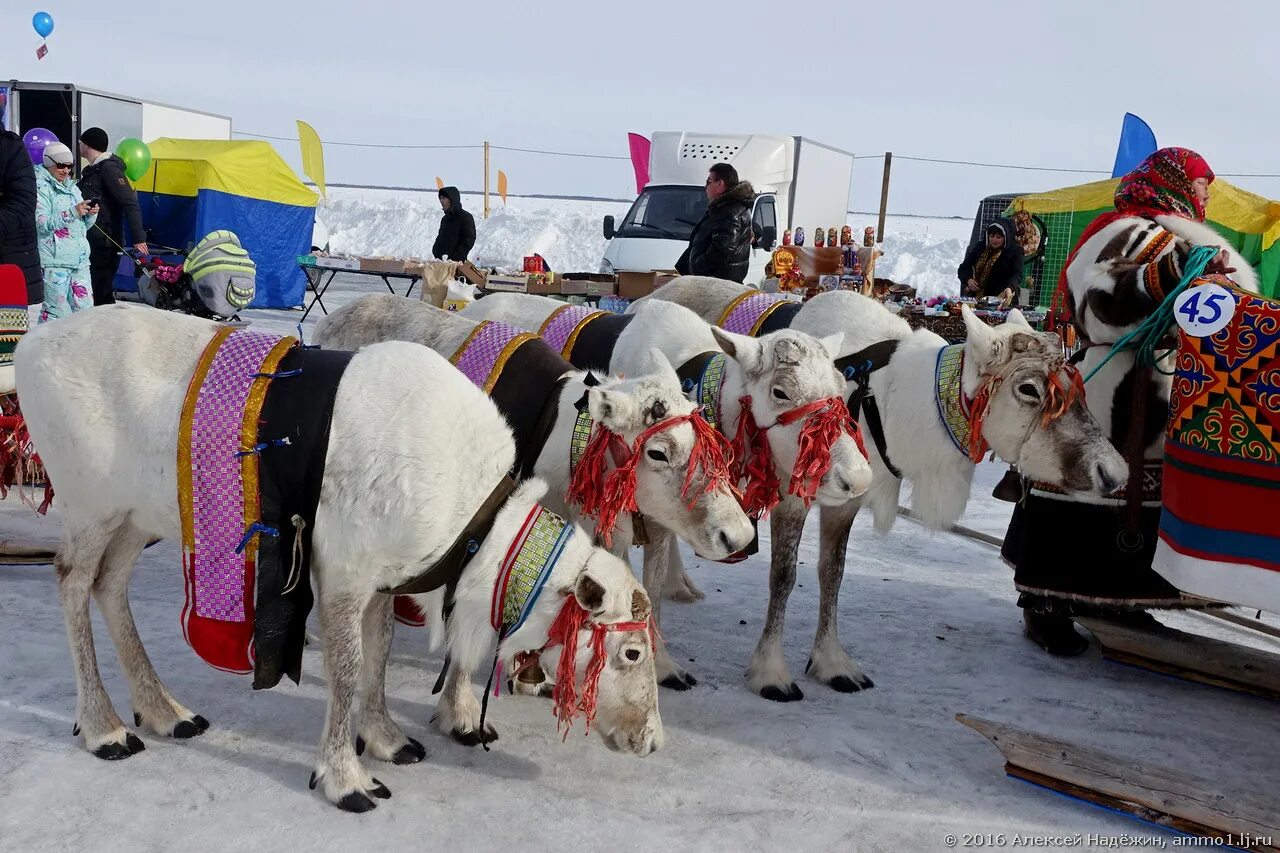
[{"left": 1174, "top": 282, "right": 1237, "bottom": 337}]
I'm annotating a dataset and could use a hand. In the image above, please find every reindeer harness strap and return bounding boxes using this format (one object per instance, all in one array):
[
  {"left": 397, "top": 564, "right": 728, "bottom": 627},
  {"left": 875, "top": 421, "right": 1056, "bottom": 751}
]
[{"left": 834, "top": 340, "right": 902, "bottom": 479}]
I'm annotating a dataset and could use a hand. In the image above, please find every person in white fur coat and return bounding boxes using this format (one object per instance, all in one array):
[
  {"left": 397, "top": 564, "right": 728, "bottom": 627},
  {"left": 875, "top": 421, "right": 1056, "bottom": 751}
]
[{"left": 1002, "top": 147, "right": 1259, "bottom": 656}]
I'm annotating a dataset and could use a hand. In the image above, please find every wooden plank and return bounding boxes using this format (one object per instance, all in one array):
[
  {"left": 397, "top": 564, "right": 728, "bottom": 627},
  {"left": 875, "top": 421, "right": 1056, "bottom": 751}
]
[
  {"left": 0, "top": 536, "right": 58, "bottom": 564},
  {"left": 1200, "top": 609, "right": 1280, "bottom": 643},
  {"left": 1077, "top": 617, "right": 1280, "bottom": 702},
  {"left": 876, "top": 152, "right": 892, "bottom": 244},
  {"left": 895, "top": 505, "right": 1004, "bottom": 548},
  {"left": 957, "top": 714, "right": 1280, "bottom": 851}
]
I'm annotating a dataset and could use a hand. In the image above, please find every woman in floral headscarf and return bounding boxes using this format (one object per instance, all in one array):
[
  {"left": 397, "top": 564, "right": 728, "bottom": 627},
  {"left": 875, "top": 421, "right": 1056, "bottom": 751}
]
[{"left": 1003, "top": 148, "right": 1260, "bottom": 656}]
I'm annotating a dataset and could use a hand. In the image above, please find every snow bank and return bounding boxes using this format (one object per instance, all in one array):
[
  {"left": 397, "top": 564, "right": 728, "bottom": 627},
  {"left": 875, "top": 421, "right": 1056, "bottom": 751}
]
[{"left": 317, "top": 186, "right": 973, "bottom": 293}]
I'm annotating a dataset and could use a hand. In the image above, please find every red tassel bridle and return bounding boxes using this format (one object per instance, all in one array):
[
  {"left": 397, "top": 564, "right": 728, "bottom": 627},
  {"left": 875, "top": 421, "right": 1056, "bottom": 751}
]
[
  {"left": 962, "top": 362, "right": 1085, "bottom": 462},
  {"left": 566, "top": 410, "right": 738, "bottom": 546},
  {"left": 731, "top": 395, "right": 866, "bottom": 518},
  {"left": 513, "top": 597, "right": 656, "bottom": 739}
]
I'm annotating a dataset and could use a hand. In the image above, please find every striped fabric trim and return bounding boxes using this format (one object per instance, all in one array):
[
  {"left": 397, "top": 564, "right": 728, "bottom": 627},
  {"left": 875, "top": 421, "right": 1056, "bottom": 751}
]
[
  {"left": 450, "top": 321, "right": 538, "bottom": 394},
  {"left": 538, "top": 304, "right": 605, "bottom": 359},
  {"left": 717, "top": 291, "right": 791, "bottom": 337}
]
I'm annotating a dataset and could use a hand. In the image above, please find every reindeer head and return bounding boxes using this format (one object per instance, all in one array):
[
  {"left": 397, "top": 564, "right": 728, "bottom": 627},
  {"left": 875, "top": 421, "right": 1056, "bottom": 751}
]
[
  {"left": 546, "top": 549, "right": 662, "bottom": 756},
  {"left": 579, "top": 349, "right": 754, "bottom": 559},
  {"left": 961, "top": 307, "right": 1127, "bottom": 494},
  {"left": 712, "top": 326, "right": 873, "bottom": 508}
]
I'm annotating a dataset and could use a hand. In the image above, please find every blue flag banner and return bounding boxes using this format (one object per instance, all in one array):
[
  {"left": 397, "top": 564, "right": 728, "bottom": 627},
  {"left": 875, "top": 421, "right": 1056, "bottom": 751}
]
[{"left": 1112, "top": 113, "right": 1157, "bottom": 178}]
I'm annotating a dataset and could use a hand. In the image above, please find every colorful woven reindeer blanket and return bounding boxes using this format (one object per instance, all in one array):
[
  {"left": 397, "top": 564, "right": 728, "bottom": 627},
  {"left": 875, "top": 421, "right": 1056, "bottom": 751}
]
[{"left": 1154, "top": 282, "right": 1280, "bottom": 613}]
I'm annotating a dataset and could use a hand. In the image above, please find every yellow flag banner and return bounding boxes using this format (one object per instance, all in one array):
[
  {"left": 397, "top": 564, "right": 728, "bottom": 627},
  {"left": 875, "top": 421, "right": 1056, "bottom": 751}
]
[
  {"left": 435, "top": 176, "right": 445, "bottom": 190},
  {"left": 295, "top": 120, "right": 326, "bottom": 198},
  {"left": 497, "top": 169, "right": 508, "bottom": 206}
]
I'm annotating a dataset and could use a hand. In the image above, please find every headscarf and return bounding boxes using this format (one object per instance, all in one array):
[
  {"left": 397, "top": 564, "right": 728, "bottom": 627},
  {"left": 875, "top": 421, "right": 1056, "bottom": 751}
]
[{"left": 1113, "top": 147, "right": 1214, "bottom": 222}]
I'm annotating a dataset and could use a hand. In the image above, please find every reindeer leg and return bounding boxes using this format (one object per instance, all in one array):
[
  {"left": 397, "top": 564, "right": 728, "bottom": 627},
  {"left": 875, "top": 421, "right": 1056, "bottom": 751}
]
[
  {"left": 356, "top": 594, "right": 425, "bottom": 765},
  {"left": 643, "top": 530, "right": 696, "bottom": 690},
  {"left": 92, "top": 520, "right": 208, "bottom": 739},
  {"left": 806, "top": 501, "right": 874, "bottom": 693},
  {"left": 58, "top": 518, "right": 144, "bottom": 760},
  {"left": 662, "top": 542, "right": 705, "bottom": 603},
  {"left": 435, "top": 602, "right": 498, "bottom": 746},
  {"left": 312, "top": 585, "right": 388, "bottom": 812},
  {"left": 748, "top": 504, "right": 806, "bottom": 702}
]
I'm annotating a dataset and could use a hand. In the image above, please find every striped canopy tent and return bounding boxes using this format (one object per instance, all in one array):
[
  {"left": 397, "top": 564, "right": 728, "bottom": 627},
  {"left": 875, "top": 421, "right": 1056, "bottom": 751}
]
[
  {"left": 129, "top": 139, "right": 318, "bottom": 309},
  {"left": 1010, "top": 178, "right": 1280, "bottom": 306}
]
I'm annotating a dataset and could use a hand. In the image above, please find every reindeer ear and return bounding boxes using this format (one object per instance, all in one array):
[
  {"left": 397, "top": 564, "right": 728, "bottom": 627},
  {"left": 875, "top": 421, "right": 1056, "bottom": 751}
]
[
  {"left": 1005, "top": 308, "right": 1031, "bottom": 328},
  {"left": 962, "top": 306, "right": 1000, "bottom": 371},
  {"left": 574, "top": 572, "right": 607, "bottom": 615},
  {"left": 630, "top": 588, "right": 651, "bottom": 622},
  {"left": 633, "top": 347, "right": 680, "bottom": 388},
  {"left": 713, "top": 326, "right": 762, "bottom": 375},
  {"left": 588, "top": 388, "right": 639, "bottom": 432},
  {"left": 818, "top": 332, "right": 845, "bottom": 360}
]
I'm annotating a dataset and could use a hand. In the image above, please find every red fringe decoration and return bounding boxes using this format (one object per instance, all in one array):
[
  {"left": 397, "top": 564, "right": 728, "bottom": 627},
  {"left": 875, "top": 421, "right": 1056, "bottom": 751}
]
[
  {"left": 567, "top": 411, "right": 738, "bottom": 547},
  {"left": 731, "top": 397, "right": 781, "bottom": 519},
  {"left": 964, "top": 364, "right": 1083, "bottom": 462},
  {"left": 0, "top": 398, "right": 53, "bottom": 515},
  {"left": 731, "top": 395, "right": 864, "bottom": 515}
]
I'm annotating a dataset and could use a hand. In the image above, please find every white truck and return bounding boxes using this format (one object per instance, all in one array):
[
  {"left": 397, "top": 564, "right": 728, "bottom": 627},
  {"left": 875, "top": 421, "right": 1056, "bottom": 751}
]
[
  {"left": 1, "top": 80, "right": 231, "bottom": 177},
  {"left": 601, "top": 132, "right": 855, "bottom": 284}
]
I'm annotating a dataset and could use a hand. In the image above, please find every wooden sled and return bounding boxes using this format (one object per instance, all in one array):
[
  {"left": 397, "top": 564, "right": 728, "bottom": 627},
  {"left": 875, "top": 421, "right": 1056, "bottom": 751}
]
[
  {"left": 1077, "top": 617, "right": 1280, "bottom": 703},
  {"left": 0, "top": 535, "right": 59, "bottom": 565},
  {"left": 957, "top": 714, "right": 1280, "bottom": 851}
]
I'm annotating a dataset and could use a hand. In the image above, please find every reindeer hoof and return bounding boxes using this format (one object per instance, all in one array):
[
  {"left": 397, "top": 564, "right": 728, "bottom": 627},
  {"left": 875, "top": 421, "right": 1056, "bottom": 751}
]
[
  {"left": 94, "top": 733, "right": 145, "bottom": 761},
  {"left": 337, "top": 791, "right": 377, "bottom": 813},
  {"left": 309, "top": 772, "right": 319, "bottom": 790},
  {"left": 451, "top": 726, "right": 498, "bottom": 747},
  {"left": 660, "top": 672, "right": 697, "bottom": 691},
  {"left": 392, "top": 738, "right": 426, "bottom": 765},
  {"left": 829, "top": 675, "right": 874, "bottom": 693},
  {"left": 72, "top": 723, "right": 80, "bottom": 736},
  {"left": 368, "top": 778, "right": 392, "bottom": 800},
  {"left": 759, "top": 683, "right": 804, "bottom": 703},
  {"left": 355, "top": 736, "right": 366, "bottom": 756},
  {"left": 172, "top": 718, "right": 207, "bottom": 739},
  {"left": 125, "top": 732, "right": 146, "bottom": 754}
]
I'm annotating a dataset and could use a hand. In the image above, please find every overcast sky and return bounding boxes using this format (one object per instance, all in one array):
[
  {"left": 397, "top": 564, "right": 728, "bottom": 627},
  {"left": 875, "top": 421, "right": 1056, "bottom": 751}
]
[{"left": 5, "top": 0, "right": 1279, "bottom": 217}]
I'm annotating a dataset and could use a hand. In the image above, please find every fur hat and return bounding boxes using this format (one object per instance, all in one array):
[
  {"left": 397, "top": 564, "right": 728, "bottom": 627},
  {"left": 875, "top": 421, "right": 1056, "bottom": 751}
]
[
  {"left": 42, "top": 142, "right": 74, "bottom": 169},
  {"left": 79, "top": 126, "right": 109, "bottom": 153}
]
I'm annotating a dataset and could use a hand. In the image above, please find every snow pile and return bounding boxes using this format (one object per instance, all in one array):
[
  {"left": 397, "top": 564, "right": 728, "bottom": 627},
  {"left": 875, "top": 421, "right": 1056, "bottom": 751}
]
[
  {"left": 319, "top": 187, "right": 626, "bottom": 274},
  {"left": 317, "top": 186, "right": 974, "bottom": 293}
]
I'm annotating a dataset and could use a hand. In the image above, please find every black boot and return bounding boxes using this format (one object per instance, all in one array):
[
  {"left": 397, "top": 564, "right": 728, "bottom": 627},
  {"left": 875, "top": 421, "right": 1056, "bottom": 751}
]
[{"left": 1023, "top": 608, "right": 1089, "bottom": 656}]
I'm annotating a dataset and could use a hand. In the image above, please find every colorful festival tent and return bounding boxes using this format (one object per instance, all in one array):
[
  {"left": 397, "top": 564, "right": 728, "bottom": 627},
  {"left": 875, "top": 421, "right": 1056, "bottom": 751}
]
[
  {"left": 1010, "top": 179, "right": 1280, "bottom": 306},
  {"left": 128, "top": 139, "right": 318, "bottom": 308}
]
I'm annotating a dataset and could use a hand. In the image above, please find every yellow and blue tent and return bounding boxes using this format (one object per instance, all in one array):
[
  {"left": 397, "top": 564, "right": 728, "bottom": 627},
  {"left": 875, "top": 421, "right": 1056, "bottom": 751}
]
[{"left": 131, "top": 139, "right": 319, "bottom": 308}]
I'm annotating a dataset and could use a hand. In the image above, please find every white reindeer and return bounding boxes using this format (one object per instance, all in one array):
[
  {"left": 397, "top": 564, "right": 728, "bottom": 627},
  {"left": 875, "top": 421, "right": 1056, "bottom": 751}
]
[
  {"left": 16, "top": 305, "right": 662, "bottom": 813},
  {"left": 635, "top": 277, "right": 1130, "bottom": 697},
  {"left": 462, "top": 293, "right": 873, "bottom": 696}
]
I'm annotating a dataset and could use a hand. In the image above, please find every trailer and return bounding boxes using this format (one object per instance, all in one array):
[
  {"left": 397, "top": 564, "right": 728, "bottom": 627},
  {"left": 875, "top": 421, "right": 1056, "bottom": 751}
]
[{"left": 0, "top": 80, "right": 231, "bottom": 177}]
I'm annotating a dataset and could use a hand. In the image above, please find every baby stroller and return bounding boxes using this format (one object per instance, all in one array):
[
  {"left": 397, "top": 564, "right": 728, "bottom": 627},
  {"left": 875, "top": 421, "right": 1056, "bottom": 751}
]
[{"left": 136, "top": 230, "right": 256, "bottom": 320}]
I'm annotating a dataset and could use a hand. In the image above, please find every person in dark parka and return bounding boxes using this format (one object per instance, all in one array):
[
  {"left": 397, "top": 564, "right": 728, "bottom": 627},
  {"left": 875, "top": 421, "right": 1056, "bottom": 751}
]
[
  {"left": 0, "top": 128, "right": 42, "bottom": 304},
  {"left": 957, "top": 218, "right": 1024, "bottom": 302},
  {"left": 676, "top": 162, "right": 755, "bottom": 283},
  {"left": 77, "top": 127, "right": 148, "bottom": 306},
  {"left": 432, "top": 186, "right": 476, "bottom": 262}
]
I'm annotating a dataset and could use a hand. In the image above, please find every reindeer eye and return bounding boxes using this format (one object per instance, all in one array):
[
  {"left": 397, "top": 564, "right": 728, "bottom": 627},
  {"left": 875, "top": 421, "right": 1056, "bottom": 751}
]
[
  {"left": 625, "top": 648, "right": 641, "bottom": 662},
  {"left": 1017, "top": 382, "right": 1040, "bottom": 399},
  {"left": 647, "top": 449, "right": 668, "bottom": 462},
  {"left": 771, "top": 388, "right": 791, "bottom": 402}
]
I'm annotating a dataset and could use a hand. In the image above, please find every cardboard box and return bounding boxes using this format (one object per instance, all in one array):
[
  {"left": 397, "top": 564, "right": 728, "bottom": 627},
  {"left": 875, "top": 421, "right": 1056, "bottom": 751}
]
[
  {"left": 360, "top": 257, "right": 410, "bottom": 274},
  {"left": 584, "top": 278, "right": 617, "bottom": 297},
  {"left": 485, "top": 273, "right": 530, "bottom": 293},
  {"left": 560, "top": 273, "right": 616, "bottom": 297},
  {"left": 616, "top": 270, "right": 678, "bottom": 300},
  {"left": 459, "top": 260, "right": 488, "bottom": 287},
  {"left": 527, "top": 272, "right": 559, "bottom": 295}
]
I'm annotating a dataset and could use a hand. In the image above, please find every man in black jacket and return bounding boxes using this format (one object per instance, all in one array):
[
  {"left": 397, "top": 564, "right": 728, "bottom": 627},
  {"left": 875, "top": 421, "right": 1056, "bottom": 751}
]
[
  {"left": 0, "top": 127, "right": 42, "bottom": 305},
  {"left": 77, "top": 127, "right": 147, "bottom": 305},
  {"left": 432, "top": 186, "right": 476, "bottom": 262},
  {"left": 675, "top": 162, "right": 755, "bottom": 283},
  {"left": 957, "top": 218, "right": 1024, "bottom": 304}
]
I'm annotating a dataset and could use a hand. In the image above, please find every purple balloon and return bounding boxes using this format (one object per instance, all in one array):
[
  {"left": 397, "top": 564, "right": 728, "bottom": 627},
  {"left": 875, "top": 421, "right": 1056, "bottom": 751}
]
[{"left": 22, "top": 128, "right": 59, "bottom": 165}]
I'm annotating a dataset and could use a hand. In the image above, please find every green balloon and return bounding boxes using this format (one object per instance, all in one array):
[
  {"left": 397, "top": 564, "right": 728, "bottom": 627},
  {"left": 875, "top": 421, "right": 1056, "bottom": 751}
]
[{"left": 115, "top": 138, "right": 152, "bottom": 182}]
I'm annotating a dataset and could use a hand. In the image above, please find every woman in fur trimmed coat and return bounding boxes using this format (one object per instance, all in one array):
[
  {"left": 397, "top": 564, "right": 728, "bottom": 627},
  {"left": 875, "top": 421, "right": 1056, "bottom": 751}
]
[{"left": 1002, "top": 147, "right": 1259, "bottom": 656}]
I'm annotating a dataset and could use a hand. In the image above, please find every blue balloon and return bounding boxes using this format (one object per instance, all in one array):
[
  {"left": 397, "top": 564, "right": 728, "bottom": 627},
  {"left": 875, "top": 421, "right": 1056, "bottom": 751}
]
[{"left": 32, "top": 12, "right": 54, "bottom": 39}]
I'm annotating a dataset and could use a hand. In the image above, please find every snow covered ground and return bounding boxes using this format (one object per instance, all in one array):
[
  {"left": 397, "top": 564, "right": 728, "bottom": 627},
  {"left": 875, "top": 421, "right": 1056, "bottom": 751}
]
[
  {"left": 3, "top": 263, "right": 1279, "bottom": 852},
  {"left": 315, "top": 187, "right": 972, "bottom": 301}
]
